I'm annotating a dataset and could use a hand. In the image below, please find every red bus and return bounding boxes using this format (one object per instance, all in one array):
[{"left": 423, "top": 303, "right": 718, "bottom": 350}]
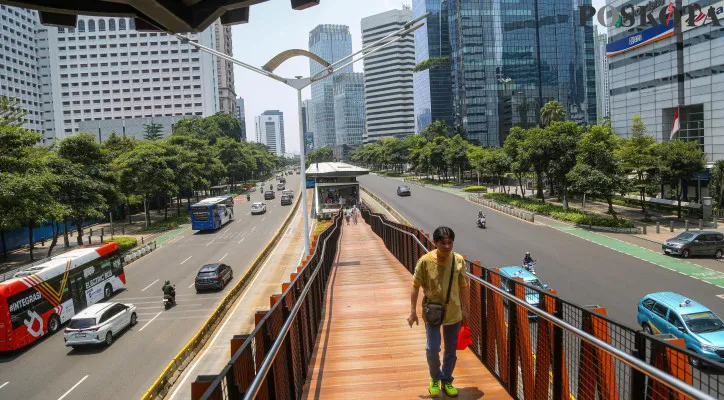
[{"left": 0, "top": 242, "right": 126, "bottom": 351}]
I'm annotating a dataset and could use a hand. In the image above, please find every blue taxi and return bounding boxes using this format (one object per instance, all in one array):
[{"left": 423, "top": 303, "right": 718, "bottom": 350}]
[
  {"left": 498, "top": 266, "right": 550, "bottom": 309},
  {"left": 637, "top": 292, "right": 724, "bottom": 365}
]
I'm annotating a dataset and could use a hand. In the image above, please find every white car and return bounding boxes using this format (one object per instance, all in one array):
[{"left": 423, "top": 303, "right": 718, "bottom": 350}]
[
  {"left": 64, "top": 302, "right": 137, "bottom": 348},
  {"left": 250, "top": 202, "right": 266, "bottom": 215},
  {"left": 282, "top": 189, "right": 294, "bottom": 198}
]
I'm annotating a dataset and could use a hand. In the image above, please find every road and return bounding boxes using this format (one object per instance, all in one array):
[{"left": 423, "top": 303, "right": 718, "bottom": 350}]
[
  {"left": 359, "top": 175, "right": 724, "bottom": 328},
  {"left": 0, "top": 176, "right": 300, "bottom": 400}
]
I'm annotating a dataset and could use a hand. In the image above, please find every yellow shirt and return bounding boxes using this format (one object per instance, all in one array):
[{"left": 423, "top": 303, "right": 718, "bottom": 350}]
[{"left": 413, "top": 250, "right": 468, "bottom": 325}]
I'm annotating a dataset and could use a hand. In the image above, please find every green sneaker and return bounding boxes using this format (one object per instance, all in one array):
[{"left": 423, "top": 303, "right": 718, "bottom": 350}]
[
  {"left": 428, "top": 379, "right": 441, "bottom": 396},
  {"left": 442, "top": 382, "right": 458, "bottom": 397}
]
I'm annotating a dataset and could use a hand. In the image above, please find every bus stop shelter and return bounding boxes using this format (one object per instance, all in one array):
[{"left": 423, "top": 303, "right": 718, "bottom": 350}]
[{"left": 305, "top": 162, "right": 369, "bottom": 219}]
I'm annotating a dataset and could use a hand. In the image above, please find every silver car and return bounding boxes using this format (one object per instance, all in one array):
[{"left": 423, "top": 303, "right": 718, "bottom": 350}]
[
  {"left": 64, "top": 302, "right": 137, "bottom": 348},
  {"left": 251, "top": 202, "right": 266, "bottom": 215}
]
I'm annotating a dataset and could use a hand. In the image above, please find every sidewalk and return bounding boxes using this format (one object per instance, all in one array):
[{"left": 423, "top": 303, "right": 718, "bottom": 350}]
[
  {"left": 167, "top": 190, "right": 311, "bottom": 400},
  {"left": 301, "top": 219, "right": 510, "bottom": 399}
]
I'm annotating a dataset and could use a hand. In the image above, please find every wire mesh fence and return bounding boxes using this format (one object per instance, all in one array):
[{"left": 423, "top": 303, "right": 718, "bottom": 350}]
[{"left": 360, "top": 206, "right": 722, "bottom": 400}]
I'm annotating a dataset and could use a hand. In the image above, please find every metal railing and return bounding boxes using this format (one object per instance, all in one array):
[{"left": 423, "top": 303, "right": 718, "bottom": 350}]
[
  {"left": 198, "top": 211, "right": 343, "bottom": 400},
  {"left": 360, "top": 206, "right": 722, "bottom": 400}
]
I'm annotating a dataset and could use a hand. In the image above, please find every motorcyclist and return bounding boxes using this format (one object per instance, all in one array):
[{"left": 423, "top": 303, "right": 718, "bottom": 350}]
[
  {"left": 477, "top": 210, "right": 486, "bottom": 226},
  {"left": 162, "top": 280, "right": 176, "bottom": 305},
  {"left": 523, "top": 252, "right": 534, "bottom": 269}
]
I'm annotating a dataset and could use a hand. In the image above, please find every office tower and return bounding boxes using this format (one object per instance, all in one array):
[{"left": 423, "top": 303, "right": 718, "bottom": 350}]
[
  {"left": 254, "top": 110, "right": 285, "bottom": 156},
  {"left": 593, "top": 26, "right": 609, "bottom": 122},
  {"left": 411, "top": 0, "right": 454, "bottom": 134},
  {"left": 301, "top": 99, "right": 314, "bottom": 152},
  {"left": 37, "top": 16, "right": 220, "bottom": 141},
  {"left": 236, "top": 97, "right": 246, "bottom": 140},
  {"left": 0, "top": 5, "right": 43, "bottom": 134},
  {"left": 333, "top": 72, "right": 366, "bottom": 146},
  {"left": 309, "top": 24, "right": 353, "bottom": 149},
  {"left": 214, "top": 20, "right": 237, "bottom": 117},
  {"left": 446, "top": 0, "right": 596, "bottom": 146},
  {"left": 361, "top": 9, "right": 416, "bottom": 143}
]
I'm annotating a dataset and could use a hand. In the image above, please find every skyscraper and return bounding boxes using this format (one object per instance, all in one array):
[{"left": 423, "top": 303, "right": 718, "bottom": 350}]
[
  {"left": 214, "top": 20, "right": 237, "bottom": 117},
  {"left": 309, "top": 25, "right": 353, "bottom": 149},
  {"left": 593, "top": 26, "right": 609, "bottom": 122},
  {"left": 301, "top": 99, "right": 314, "bottom": 153},
  {"left": 0, "top": 6, "right": 43, "bottom": 135},
  {"left": 361, "top": 9, "right": 416, "bottom": 143},
  {"left": 254, "top": 110, "right": 285, "bottom": 156},
  {"left": 446, "top": 0, "right": 596, "bottom": 146},
  {"left": 37, "top": 15, "right": 220, "bottom": 141},
  {"left": 236, "top": 97, "right": 246, "bottom": 140},
  {"left": 334, "top": 72, "right": 366, "bottom": 146},
  {"left": 411, "top": 0, "right": 454, "bottom": 134}
]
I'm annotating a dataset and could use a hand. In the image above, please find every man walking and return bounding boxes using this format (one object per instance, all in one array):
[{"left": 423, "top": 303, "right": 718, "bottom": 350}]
[{"left": 408, "top": 226, "right": 469, "bottom": 397}]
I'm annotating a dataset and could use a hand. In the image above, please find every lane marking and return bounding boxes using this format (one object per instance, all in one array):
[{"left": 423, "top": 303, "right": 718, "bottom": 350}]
[
  {"left": 717, "top": 294, "right": 724, "bottom": 300},
  {"left": 139, "top": 311, "right": 162, "bottom": 331},
  {"left": 115, "top": 294, "right": 219, "bottom": 301},
  {"left": 180, "top": 256, "right": 192, "bottom": 265},
  {"left": 251, "top": 226, "right": 257, "bottom": 232},
  {"left": 262, "top": 217, "right": 266, "bottom": 222},
  {"left": 205, "top": 241, "right": 214, "bottom": 247},
  {"left": 141, "top": 279, "right": 159, "bottom": 292},
  {"left": 238, "top": 237, "right": 245, "bottom": 244},
  {"left": 168, "top": 207, "right": 304, "bottom": 400},
  {"left": 219, "top": 252, "right": 228, "bottom": 262},
  {"left": 57, "top": 375, "right": 88, "bottom": 400},
  {"left": 188, "top": 283, "right": 195, "bottom": 289},
  {"left": 0, "top": 382, "right": 8, "bottom": 390}
]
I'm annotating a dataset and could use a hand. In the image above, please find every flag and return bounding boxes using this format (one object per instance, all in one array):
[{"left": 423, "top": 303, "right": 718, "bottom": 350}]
[
  {"left": 670, "top": 108, "right": 680, "bottom": 139},
  {"left": 666, "top": 1, "right": 675, "bottom": 26}
]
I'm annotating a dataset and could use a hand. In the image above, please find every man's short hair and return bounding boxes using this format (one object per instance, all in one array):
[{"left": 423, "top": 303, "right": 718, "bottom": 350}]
[{"left": 433, "top": 226, "right": 455, "bottom": 242}]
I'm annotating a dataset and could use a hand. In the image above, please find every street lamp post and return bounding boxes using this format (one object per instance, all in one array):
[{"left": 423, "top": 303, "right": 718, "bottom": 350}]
[{"left": 175, "top": 14, "right": 429, "bottom": 254}]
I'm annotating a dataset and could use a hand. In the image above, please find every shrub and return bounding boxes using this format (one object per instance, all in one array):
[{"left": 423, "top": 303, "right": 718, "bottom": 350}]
[
  {"left": 462, "top": 186, "right": 488, "bottom": 193},
  {"left": 104, "top": 236, "right": 137, "bottom": 251},
  {"left": 140, "top": 213, "right": 191, "bottom": 232}
]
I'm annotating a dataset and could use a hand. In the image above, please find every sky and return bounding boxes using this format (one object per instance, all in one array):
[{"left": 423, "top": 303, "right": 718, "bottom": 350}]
[{"left": 230, "top": 0, "right": 608, "bottom": 154}]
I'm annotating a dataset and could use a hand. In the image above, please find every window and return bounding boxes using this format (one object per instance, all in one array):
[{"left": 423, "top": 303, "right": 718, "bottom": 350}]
[
  {"left": 88, "top": 19, "right": 95, "bottom": 32},
  {"left": 652, "top": 303, "right": 669, "bottom": 319},
  {"left": 108, "top": 19, "right": 115, "bottom": 31},
  {"left": 98, "top": 19, "right": 106, "bottom": 31},
  {"left": 667, "top": 312, "right": 684, "bottom": 329},
  {"left": 119, "top": 19, "right": 126, "bottom": 30},
  {"left": 78, "top": 20, "right": 85, "bottom": 32}
]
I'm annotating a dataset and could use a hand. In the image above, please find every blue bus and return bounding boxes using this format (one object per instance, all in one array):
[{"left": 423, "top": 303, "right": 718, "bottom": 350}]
[
  {"left": 190, "top": 196, "right": 235, "bottom": 231},
  {"left": 306, "top": 177, "right": 315, "bottom": 189}
]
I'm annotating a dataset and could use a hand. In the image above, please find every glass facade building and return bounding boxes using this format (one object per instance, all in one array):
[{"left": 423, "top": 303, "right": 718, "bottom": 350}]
[
  {"left": 412, "top": 0, "right": 454, "bottom": 134},
  {"left": 309, "top": 25, "right": 353, "bottom": 149},
  {"left": 334, "top": 72, "right": 366, "bottom": 146},
  {"left": 446, "top": 0, "right": 596, "bottom": 146}
]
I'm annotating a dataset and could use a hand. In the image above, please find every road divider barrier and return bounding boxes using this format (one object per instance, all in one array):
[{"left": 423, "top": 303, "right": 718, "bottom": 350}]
[
  {"left": 191, "top": 210, "right": 343, "bottom": 400},
  {"left": 359, "top": 186, "right": 411, "bottom": 226},
  {"left": 142, "top": 192, "right": 303, "bottom": 400},
  {"left": 123, "top": 241, "right": 157, "bottom": 264},
  {"left": 360, "top": 207, "right": 721, "bottom": 400},
  {"left": 469, "top": 193, "right": 535, "bottom": 223}
]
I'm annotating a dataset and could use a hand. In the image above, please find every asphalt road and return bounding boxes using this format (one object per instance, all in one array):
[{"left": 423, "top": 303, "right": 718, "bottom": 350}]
[
  {"left": 359, "top": 175, "right": 724, "bottom": 328},
  {"left": 0, "top": 175, "right": 300, "bottom": 400}
]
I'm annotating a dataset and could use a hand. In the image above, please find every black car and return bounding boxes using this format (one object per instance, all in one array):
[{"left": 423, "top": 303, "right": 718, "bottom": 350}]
[
  {"left": 662, "top": 231, "right": 724, "bottom": 259},
  {"left": 264, "top": 190, "right": 275, "bottom": 200},
  {"left": 281, "top": 194, "right": 292, "bottom": 206},
  {"left": 397, "top": 185, "right": 411, "bottom": 196},
  {"left": 195, "top": 263, "right": 233, "bottom": 292}
]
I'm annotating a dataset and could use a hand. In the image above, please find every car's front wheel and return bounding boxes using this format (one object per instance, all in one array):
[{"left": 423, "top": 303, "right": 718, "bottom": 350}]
[
  {"left": 130, "top": 312, "right": 137, "bottom": 326},
  {"left": 682, "top": 249, "right": 691, "bottom": 258},
  {"left": 643, "top": 324, "right": 653, "bottom": 335}
]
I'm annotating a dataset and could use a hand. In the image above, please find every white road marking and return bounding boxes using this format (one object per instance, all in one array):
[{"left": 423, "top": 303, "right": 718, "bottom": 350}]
[
  {"left": 246, "top": 212, "right": 250, "bottom": 215},
  {"left": 180, "top": 256, "right": 192, "bottom": 264},
  {"left": 238, "top": 237, "right": 245, "bottom": 244},
  {"left": 188, "top": 283, "right": 195, "bottom": 289},
  {"left": 251, "top": 226, "right": 257, "bottom": 232},
  {"left": 0, "top": 382, "right": 8, "bottom": 390},
  {"left": 138, "top": 311, "right": 162, "bottom": 331},
  {"left": 168, "top": 209, "right": 302, "bottom": 400},
  {"left": 717, "top": 294, "right": 724, "bottom": 300},
  {"left": 219, "top": 252, "right": 228, "bottom": 261},
  {"left": 262, "top": 217, "right": 266, "bottom": 222},
  {"left": 141, "top": 279, "right": 159, "bottom": 292},
  {"left": 205, "top": 240, "right": 214, "bottom": 247},
  {"left": 57, "top": 375, "right": 88, "bottom": 400}
]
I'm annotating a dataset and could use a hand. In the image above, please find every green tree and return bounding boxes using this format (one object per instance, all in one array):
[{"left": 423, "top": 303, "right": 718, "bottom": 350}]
[
  {"left": 444, "top": 134, "right": 469, "bottom": 183},
  {"left": 308, "top": 148, "right": 334, "bottom": 164},
  {"left": 420, "top": 120, "right": 451, "bottom": 142},
  {"left": 540, "top": 100, "right": 566, "bottom": 127},
  {"left": 382, "top": 138, "right": 409, "bottom": 173},
  {"left": 567, "top": 124, "right": 625, "bottom": 216},
  {"left": 503, "top": 126, "right": 531, "bottom": 197},
  {"left": 518, "top": 127, "right": 551, "bottom": 201},
  {"left": 405, "top": 134, "right": 428, "bottom": 175},
  {"left": 710, "top": 160, "right": 724, "bottom": 207},
  {"left": 103, "top": 131, "right": 137, "bottom": 160},
  {"left": 616, "top": 115, "right": 660, "bottom": 217},
  {"left": 0, "top": 95, "right": 28, "bottom": 127},
  {"left": 545, "top": 121, "right": 583, "bottom": 211},
  {"left": 659, "top": 139, "right": 707, "bottom": 218},
  {"left": 143, "top": 121, "right": 164, "bottom": 141},
  {"left": 469, "top": 146, "right": 510, "bottom": 192}
]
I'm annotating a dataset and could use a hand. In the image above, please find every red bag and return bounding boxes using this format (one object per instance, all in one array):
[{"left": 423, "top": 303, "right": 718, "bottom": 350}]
[{"left": 457, "top": 322, "right": 472, "bottom": 350}]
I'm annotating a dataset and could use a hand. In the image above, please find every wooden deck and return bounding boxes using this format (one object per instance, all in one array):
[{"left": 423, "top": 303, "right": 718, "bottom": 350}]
[{"left": 301, "top": 220, "right": 511, "bottom": 400}]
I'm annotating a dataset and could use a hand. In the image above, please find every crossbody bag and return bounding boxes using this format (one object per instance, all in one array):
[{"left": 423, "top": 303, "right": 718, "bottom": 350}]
[{"left": 424, "top": 253, "right": 455, "bottom": 326}]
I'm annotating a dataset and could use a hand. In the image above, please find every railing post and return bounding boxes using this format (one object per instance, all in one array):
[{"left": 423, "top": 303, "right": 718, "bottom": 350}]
[
  {"left": 261, "top": 321, "right": 278, "bottom": 399},
  {"left": 479, "top": 268, "right": 488, "bottom": 364},
  {"left": 630, "top": 331, "right": 647, "bottom": 399},
  {"left": 282, "top": 299, "right": 297, "bottom": 398},
  {"left": 552, "top": 297, "right": 564, "bottom": 400},
  {"left": 656, "top": 222, "right": 660, "bottom": 234},
  {"left": 507, "top": 281, "right": 518, "bottom": 393}
]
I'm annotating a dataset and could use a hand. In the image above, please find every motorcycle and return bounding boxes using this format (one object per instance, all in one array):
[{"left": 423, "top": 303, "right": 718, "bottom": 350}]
[
  {"left": 163, "top": 286, "right": 176, "bottom": 310},
  {"left": 477, "top": 216, "right": 486, "bottom": 229},
  {"left": 524, "top": 260, "right": 537, "bottom": 275}
]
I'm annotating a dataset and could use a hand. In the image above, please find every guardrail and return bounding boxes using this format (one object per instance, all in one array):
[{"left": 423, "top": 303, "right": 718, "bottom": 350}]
[
  {"left": 360, "top": 207, "right": 722, "bottom": 400},
  {"left": 142, "top": 194, "right": 303, "bottom": 400},
  {"left": 469, "top": 193, "right": 535, "bottom": 223},
  {"left": 195, "top": 210, "right": 343, "bottom": 400},
  {"left": 123, "top": 241, "right": 157, "bottom": 264}
]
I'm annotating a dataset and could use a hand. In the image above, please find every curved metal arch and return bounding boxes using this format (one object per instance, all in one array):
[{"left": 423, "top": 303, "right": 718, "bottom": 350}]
[{"left": 262, "top": 49, "right": 330, "bottom": 73}]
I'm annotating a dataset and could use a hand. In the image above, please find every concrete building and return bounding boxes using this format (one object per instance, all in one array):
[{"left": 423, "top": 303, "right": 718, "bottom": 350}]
[
  {"left": 594, "top": 26, "right": 610, "bottom": 122},
  {"left": 309, "top": 25, "right": 353, "bottom": 149},
  {"left": 214, "top": 20, "right": 236, "bottom": 117},
  {"left": 235, "top": 97, "right": 246, "bottom": 140},
  {"left": 333, "top": 72, "right": 366, "bottom": 146},
  {"left": 606, "top": 0, "right": 724, "bottom": 162},
  {"left": 78, "top": 115, "right": 192, "bottom": 141},
  {"left": 254, "top": 110, "right": 285, "bottom": 156},
  {"left": 361, "top": 9, "right": 416, "bottom": 143},
  {"left": 0, "top": 5, "right": 43, "bottom": 134},
  {"left": 37, "top": 16, "right": 219, "bottom": 141}
]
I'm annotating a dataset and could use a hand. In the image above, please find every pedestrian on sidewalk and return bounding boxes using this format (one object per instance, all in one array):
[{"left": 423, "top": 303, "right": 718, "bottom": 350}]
[
  {"left": 344, "top": 207, "right": 351, "bottom": 225},
  {"left": 352, "top": 205, "right": 358, "bottom": 225},
  {"left": 407, "top": 226, "right": 469, "bottom": 397}
]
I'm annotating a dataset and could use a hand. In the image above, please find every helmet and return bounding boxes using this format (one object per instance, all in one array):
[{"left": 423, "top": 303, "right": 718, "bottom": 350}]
[
  {"left": 165, "top": 280, "right": 170, "bottom": 285},
  {"left": 525, "top": 252, "right": 530, "bottom": 256}
]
